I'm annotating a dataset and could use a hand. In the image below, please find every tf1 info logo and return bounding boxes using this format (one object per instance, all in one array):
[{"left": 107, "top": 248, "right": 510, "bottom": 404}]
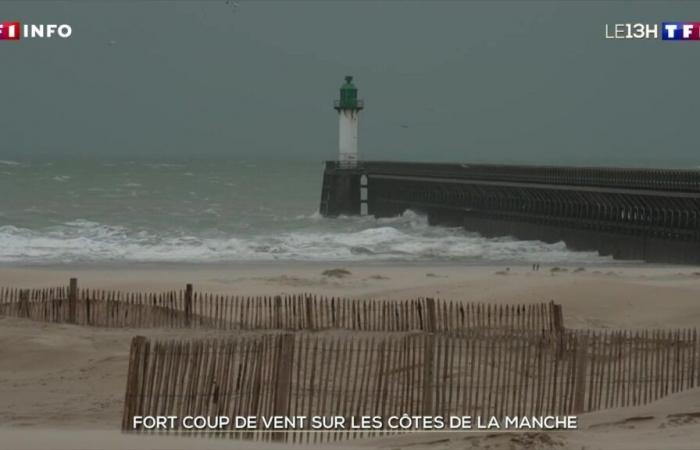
[
  {"left": 0, "top": 22, "right": 73, "bottom": 40},
  {"left": 605, "top": 22, "right": 700, "bottom": 40}
]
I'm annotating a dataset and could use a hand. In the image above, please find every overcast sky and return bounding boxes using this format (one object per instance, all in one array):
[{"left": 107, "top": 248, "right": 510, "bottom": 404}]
[{"left": 1, "top": 1, "right": 697, "bottom": 167}]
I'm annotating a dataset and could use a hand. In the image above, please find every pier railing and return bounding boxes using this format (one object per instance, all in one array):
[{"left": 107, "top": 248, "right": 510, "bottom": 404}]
[
  {"left": 321, "top": 160, "right": 700, "bottom": 262},
  {"left": 336, "top": 160, "right": 700, "bottom": 193}
]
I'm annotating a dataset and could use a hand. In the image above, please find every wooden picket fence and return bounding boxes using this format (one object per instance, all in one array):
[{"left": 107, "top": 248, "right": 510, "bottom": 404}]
[
  {"left": 0, "top": 280, "right": 563, "bottom": 333},
  {"left": 122, "top": 328, "right": 699, "bottom": 443}
]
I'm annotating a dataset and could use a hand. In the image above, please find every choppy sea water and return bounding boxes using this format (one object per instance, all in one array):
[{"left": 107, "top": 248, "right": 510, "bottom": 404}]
[{"left": 0, "top": 159, "right": 610, "bottom": 265}]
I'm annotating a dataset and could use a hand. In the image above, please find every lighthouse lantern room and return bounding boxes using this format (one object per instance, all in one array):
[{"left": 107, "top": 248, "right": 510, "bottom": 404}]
[{"left": 333, "top": 76, "right": 364, "bottom": 168}]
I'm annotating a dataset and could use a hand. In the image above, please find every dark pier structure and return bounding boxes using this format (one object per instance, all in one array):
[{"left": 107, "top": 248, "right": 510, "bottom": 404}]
[{"left": 320, "top": 161, "right": 700, "bottom": 264}]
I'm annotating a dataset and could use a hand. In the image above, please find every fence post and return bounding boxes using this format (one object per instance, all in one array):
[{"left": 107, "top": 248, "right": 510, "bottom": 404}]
[
  {"left": 273, "top": 334, "right": 295, "bottom": 441},
  {"left": 19, "top": 289, "right": 29, "bottom": 318},
  {"left": 184, "top": 284, "right": 193, "bottom": 327},
  {"left": 421, "top": 334, "right": 436, "bottom": 415},
  {"left": 68, "top": 278, "right": 78, "bottom": 324},
  {"left": 551, "top": 301, "right": 564, "bottom": 333},
  {"left": 573, "top": 333, "right": 589, "bottom": 413},
  {"left": 274, "top": 295, "right": 282, "bottom": 329},
  {"left": 85, "top": 290, "right": 91, "bottom": 326},
  {"left": 425, "top": 298, "right": 437, "bottom": 332},
  {"left": 551, "top": 301, "right": 566, "bottom": 358},
  {"left": 122, "top": 335, "right": 147, "bottom": 431},
  {"left": 305, "top": 295, "right": 315, "bottom": 330}
]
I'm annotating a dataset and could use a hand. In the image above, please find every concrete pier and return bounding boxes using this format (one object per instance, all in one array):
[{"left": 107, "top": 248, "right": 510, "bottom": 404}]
[{"left": 319, "top": 161, "right": 700, "bottom": 264}]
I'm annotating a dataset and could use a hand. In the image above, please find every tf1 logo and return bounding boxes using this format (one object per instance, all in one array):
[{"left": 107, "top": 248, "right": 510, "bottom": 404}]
[
  {"left": 604, "top": 22, "right": 700, "bottom": 40},
  {"left": 0, "top": 21, "right": 73, "bottom": 40},
  {"left": 661, "top": 22, "right": 700, "bottom": 40},
  {"left": 0, "top": 22, "right": 20, "bottom": 40}
]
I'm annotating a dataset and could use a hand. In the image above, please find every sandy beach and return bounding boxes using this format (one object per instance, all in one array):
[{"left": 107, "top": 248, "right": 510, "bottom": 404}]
[
  {"left": 2, "top": 262, "right": 700, "bottom": 329},
  {"left": 1, "top": 262, "right": 699, "bottom": 449}
]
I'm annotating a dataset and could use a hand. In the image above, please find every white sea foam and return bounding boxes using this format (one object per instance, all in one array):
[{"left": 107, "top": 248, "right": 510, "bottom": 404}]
[
  {"left": 0, "top": 160, "right": 20, "bottom": 166},
  {"left": 145, "top": 163, "right": 183, "bottom": 169},
  {"left": 0, "top": 212, "right": 609, "bottom": 264}
]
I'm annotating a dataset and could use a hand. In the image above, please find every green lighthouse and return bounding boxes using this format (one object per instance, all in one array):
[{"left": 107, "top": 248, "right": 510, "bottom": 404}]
[
  {"left": 334, "top": 76, "right": 364, "bottom": 111},
  {"left": 334, "top": 76, "right": 364, "bottom": 168}
]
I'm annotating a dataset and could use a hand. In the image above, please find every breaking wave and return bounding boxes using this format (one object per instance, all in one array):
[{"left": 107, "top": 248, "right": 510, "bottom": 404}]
[{"left": 0, "top": 212, "right": 607, "bottom": 264}]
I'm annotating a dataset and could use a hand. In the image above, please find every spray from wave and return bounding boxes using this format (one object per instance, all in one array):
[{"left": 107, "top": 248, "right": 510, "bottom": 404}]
[{"left": 0, "top": 212, "right": 607, "bottom": 264}]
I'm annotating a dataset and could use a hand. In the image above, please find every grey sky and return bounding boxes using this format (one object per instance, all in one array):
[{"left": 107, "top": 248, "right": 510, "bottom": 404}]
[{"left": 1, "top": 1, "right": 697, "bottom": 167}]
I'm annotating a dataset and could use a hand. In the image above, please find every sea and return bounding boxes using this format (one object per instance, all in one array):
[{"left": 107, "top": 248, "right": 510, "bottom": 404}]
[{"left": 0, "top": 159, "right": 610, "bottom": 265}]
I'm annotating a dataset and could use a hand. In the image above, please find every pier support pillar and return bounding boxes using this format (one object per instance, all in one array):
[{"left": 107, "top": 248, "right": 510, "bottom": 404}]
[{"left": 320, "top": 166, "right": 362, "bottom": 217}]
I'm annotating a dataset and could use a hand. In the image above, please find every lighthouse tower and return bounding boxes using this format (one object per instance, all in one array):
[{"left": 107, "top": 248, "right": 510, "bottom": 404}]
[{"left": 334, "top": 76, "right": 364, "bottom": 168}]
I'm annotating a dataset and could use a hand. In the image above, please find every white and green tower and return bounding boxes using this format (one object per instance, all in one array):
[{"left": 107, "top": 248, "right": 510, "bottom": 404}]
[{"left": 333, "top": 76, "right": 364, "bottom": 168}]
